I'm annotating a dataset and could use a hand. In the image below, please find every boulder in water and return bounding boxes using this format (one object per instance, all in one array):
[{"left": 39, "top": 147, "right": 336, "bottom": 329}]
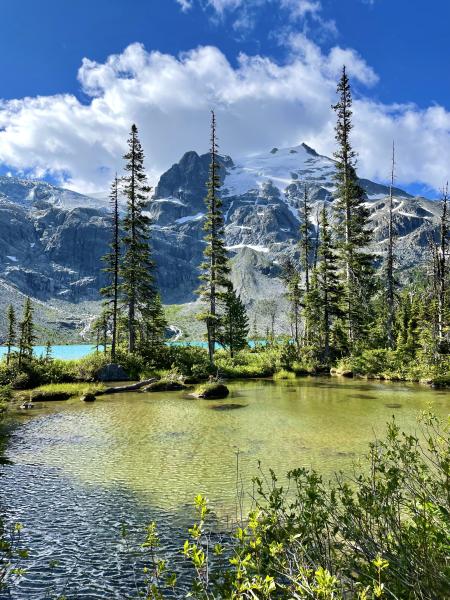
[
  {"left": 81, "top": 393, "right": 96, "bottom": 402},
  {"left": 193, "top": 383, "right": 230, "bottom": 399},
  {"left": 210, "top": 403, "right": 246, "bottom": 411}
]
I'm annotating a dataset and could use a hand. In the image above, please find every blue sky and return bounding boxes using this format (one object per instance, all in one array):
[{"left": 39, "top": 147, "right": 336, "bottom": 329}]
[{"left": 0, "top": 0, "right": 448, "bottom": 195}]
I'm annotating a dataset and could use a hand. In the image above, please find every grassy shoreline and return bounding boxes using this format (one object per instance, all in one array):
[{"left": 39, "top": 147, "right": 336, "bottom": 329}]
[{"left": 0, "top": 342, "right": 449, "bottom": 417}]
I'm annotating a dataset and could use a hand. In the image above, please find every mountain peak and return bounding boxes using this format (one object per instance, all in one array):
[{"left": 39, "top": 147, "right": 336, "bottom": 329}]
[{"left": 300, "top": 143, "right": 319, "bottom": 157}]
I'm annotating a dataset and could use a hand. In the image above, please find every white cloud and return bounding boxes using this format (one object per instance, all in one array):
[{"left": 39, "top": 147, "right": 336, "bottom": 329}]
[
  {"left": 280, "top": 0, "right": 321, "bottom": 18},
  {"left": 0, "top": 39, "right": 448, "bottom": 194},
  {"left": 200, "top": 0, "right": 321, "bottom": 17},
  {"left": 176, "top": 0, "right": 193, "bottom": 10},
  {"left": 179, "top": 0, "right": 334, "bottom": 33}
]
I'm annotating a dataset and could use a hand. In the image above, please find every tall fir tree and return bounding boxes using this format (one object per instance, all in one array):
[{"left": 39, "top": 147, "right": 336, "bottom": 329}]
[
  {"left": 332, "top": 66, "right": 375, "bottom": 350},
  {"left": 45, "top": 340, "right": 53, "bottom": 362},
  {"left": 197, "top": 111, "right": 230, "bottom": 365},
  {"left": 385, "top": 141, "right": 397, "bottom": 348},
  {"left": 430, "top": 183, "right": 449, "bottom": 348},
  {"left": 18, "top": 297, "right": 35, "bottom": 367},
  {"left": 303, "top": 266, "right": 322, "bottom": 351},
  {"left": 281, "top": 259, "right": 302, "bottom": 349},
  {"left": 217, "top": 285, "right": 249, "bottom": 357},
  {"left": 139, "top": 293, "right": 167, "bottom": 356},
  {"left": 121, "top": 124, "right": 162, "bottom": 354},
  {"left": 299, "top": 184, "right": 312, "bottom": 294},
  {"left": 316, "top": 206, "right": 342, "bottom": 362},
  {"left": 92, "top": 311, "right": 108, "bottom": 354},
  {"left": 101, "top": 174, "right": 121, "bottom": 361},
  {"left": 395, "top": 290, "right": 421, "bottom": 360},
  {"left": 5, "top": 304, "right": 15, "bottom": 366}
]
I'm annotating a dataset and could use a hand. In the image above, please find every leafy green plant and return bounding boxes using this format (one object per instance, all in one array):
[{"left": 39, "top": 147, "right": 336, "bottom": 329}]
[{"left": 273, "top": 369, "right": 296, "bottom": 380}]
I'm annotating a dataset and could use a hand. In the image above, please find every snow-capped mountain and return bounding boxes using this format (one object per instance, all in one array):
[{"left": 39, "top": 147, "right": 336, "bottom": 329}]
[
  {"left": 0, "top": 144, "right": 442, "bottom": 338},
  {"left": 0, "top": 176, "right": 109, "bottom": 211},
  {"left": 148, "top": 143, "right": 434, "bottom": 303}
]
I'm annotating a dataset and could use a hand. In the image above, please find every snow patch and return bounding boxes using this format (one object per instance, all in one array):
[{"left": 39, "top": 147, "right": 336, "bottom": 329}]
[
  {"left": 226, "top": 244, "right": 269, "bottom": 253},
  {"left": 175, "top": 212, "right": 204, "bottom": 224},
  {"left": 6, "top": 255, "right": 18, "bottom": 262},
  {"left": 154, "top": 197, "right": 186, "bottom": 206},
  {"left": 368, "top": 193, "right": 388, "bottom": 200}
]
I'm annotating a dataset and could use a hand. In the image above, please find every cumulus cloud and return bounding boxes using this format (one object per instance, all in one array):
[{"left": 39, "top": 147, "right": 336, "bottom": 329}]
[{"left": 0, "top": 39, "right": 448, "bottom": 194}]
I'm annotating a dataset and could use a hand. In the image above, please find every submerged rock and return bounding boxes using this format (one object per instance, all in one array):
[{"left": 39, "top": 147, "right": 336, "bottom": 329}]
[
  {"left": 210, "top": 403, "right": 246, "bottom": 411},
  {"left": 20, "top": 402, "right": 35, "bottom": 410},
  {"left": 96, "top": 364, "right": 129, "bottom": 382},
  {"left": 81, "top": 393, "right": 96, "bottom": 403},
  {"left": 330, "top": 368, "right": 353, "bottom": 378}
]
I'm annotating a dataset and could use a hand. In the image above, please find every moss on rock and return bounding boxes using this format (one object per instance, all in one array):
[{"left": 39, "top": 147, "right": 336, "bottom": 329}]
[
  {"left": 143, "top": 379, "right": 187, "bottom": 392},
  {"left": 194, "top": 382, "right": 230, "bottom": 399}
]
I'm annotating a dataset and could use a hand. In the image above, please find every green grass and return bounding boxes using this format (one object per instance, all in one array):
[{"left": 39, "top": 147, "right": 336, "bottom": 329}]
[
  {"left": 273, "top": 369, "right": 296, "bottom": 380},
  {"left": 18, "top": 382, "right": 105, "bottom": 402},
  {"left": 31, "top": 383, "right": 105, "bottom": 394}
]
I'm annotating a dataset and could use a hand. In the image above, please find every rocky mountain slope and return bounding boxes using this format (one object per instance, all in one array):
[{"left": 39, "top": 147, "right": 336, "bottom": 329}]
[
  {"left": 0, "top": 145, "right": 441, "bottom": 340},
  {"left": 149, "top": 143, "right": 437, "bottom": 305}
]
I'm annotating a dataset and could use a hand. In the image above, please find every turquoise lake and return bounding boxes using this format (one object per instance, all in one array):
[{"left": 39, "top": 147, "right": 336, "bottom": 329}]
[
  {"left": 0, "top": 340, "right": 263, "bottom": 361},
  {"left": 0, "top": 344, "right": 97, "bottom": 360}
]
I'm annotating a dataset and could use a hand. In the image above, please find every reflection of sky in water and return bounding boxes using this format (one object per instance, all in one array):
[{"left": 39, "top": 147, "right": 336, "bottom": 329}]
[{"left": 0, "top": 378, "right": 448, "bottom": 598}]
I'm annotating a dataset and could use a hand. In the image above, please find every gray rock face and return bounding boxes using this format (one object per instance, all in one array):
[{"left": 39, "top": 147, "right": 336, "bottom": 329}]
[
  {"left": 0, "top": 200, "right": 110, "bottom": 301},
  {"left": 0, "top": 145, "right": 443, "bottom": 339}
]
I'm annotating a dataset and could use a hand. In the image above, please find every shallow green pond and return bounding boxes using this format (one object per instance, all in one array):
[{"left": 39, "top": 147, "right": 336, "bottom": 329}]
[{"left": 1, "top": 377, "right": 448, "bottom": 598}]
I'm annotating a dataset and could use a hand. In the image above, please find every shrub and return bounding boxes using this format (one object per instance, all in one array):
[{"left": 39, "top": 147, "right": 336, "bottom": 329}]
[
  {"left": 215, "top": 348, "right": 280, "bottom": 378},
  {"left": 2, "top": 414, "right": 449, "bottom": 598},
  {"left": 291, "top": 361, "right": 313, "bottom": 375},
  {"left": 10, "top": 372, "right": 31, "bottom": 390},
  {"left": 0, "top": 385, "right": 12, "bottom": 414},
  {"left": 273, "top": 369, "right": 296, "bottom": 380},
  {"left": 161, "top": 413, "right": 450, "bottom": 598}
]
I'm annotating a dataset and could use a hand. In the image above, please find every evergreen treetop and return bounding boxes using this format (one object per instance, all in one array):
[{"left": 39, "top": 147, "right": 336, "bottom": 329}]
[{"left": 197, "top": 110, "right": 230, "bottom": 364}]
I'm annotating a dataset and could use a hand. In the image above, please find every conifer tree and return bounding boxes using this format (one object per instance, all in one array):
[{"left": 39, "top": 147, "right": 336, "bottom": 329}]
[
  {"left": 92, "top": 311, "right": 108, "bottom": 354},
  {"left": 316, "top": 206, "right": 342, "bottom": 362},
  {"left": 281, "top": 259, "right": 302, "bottom": 349},
  {"left": 385, "top": 142, "right": 397, "bottom": 348},
  {"left": 139, "top": 293, "right": 167, "bottom": 355},
  {"left": 217, "top": 285, "right": 249, "bottom": 357},
  {"left": 332, "top": 66, "right": 375, "bottom": 349},
  {"left": 197, "top": 111, "right": 230, "bottom": 365},
  {"left": 258, "top": 299, "right": 278, "bottom": 343},
  {"left": 18, "top": 297, "right": 35, "bottom": 367},
  {"left": 395, "top": 290, "right": 421, "bottom": 359},
  {"left": 121, "top": 124, "right": 160, "bottom": 354},
  {"left": 5, "top": 304, "right": 15, "bottom": 366},
  {"left": 101, "top": 174, "right": 121, "bottom": 361},
  {"left": 434, "top": 184, "right": 449, "bottom": 346},
  {"left": 303, "top": 266, "right": 322, "bottom": 351},
  {"left": 299, "top": 184, "right": 312, "bottom": 294},
  {"left": 250, "top": 313, "right": 259, "bottom": 347},
  {"left": 45, "top": 340, "right": 53, "bottom": 362}
]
